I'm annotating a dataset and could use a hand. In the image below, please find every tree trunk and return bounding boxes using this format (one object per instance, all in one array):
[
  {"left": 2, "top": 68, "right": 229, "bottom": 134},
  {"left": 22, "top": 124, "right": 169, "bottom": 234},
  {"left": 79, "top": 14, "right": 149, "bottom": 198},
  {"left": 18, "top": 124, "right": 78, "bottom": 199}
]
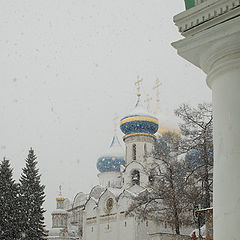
[{"left": 203, "top": 134, "right": 211, "bottom": 208}]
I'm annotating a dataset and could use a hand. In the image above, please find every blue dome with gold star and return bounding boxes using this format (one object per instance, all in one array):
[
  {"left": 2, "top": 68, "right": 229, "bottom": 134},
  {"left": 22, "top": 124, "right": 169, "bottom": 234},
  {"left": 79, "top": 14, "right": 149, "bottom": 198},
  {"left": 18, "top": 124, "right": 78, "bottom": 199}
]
[
  {"left": 120, "top": 99, "right": 159, "bottom": 138},
  {"left": 97, "top": 135, "right": 125, "bottom": 173}
]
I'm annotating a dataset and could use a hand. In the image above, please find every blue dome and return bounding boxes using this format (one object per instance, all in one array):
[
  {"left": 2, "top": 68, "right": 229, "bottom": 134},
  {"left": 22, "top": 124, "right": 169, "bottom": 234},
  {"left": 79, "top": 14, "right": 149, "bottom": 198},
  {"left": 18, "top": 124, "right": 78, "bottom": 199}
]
[
  {"left": 185, "top": 150, "right": 213, "bottom": 167},
  {"left": 97, "top": 136, "right": 125, "bottom": 173},
  {"left": 120, "top": 100, "right": 159, "bottom": 137}
]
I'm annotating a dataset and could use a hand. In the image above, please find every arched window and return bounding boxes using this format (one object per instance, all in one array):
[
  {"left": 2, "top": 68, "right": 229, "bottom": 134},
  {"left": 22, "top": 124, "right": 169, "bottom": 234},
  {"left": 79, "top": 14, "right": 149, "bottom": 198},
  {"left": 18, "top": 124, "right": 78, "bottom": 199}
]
[
  {"left": 60, "top": 219, "right": 63, "bottom": 226},
  {"left": 132, "top": 144, "right": 136, "bottom": 161},
  {"left": 131, "top": 169, "right": 140, "bottom": 185},
  {"left": 144, "top": 143, "right": 147, "bottom": 156},
  {"left": 149, "top": 174, "right": 154, "bottom": 184},
  {"left": 56, "top": 219, "right": 59, "bottom": 226}
]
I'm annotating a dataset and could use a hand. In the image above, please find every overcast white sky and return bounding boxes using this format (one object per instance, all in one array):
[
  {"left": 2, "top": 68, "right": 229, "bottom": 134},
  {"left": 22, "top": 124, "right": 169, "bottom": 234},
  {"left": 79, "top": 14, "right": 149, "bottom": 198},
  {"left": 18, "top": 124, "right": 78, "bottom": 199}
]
[{"left": 0, "top": 0, "right": 211, "bottom": 227}]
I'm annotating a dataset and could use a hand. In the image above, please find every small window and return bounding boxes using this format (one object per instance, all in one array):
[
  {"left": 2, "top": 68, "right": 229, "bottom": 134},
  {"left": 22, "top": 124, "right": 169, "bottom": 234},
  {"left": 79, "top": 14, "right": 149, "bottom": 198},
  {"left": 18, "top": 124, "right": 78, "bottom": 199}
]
[
  {"left": 91, "top": 227, "right": 94, "bottom": 232},
  {"left": 132, "top": 144, "right": 136, "bottom": 161},
  {"left": 149, "top": 175, "right": 154, "bottom": 184},
  {"left": 107, "top": 224, "right": 110, "bottom": 230},
  {"left": 144, "top": 143, "right": 147, "bottom": 155},
  {"left": 131, "top": 169, "right": 140, "bottom": 185},
  {"left": 125, "top": 221, "right": 127, "bottom": 227},
  {"left": 146, "top": 221, "right": 148, "bottom": 227}
]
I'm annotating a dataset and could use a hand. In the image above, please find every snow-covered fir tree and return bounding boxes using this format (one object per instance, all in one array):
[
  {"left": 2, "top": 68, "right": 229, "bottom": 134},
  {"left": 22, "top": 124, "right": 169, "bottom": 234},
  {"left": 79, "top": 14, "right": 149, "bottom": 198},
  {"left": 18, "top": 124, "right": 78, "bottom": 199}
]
[
  {"left": 19, "top": 148, "right": 46, "bottom": 239},
  {"left": 0, "top": 158, "right": 21, "bottom": 240}
]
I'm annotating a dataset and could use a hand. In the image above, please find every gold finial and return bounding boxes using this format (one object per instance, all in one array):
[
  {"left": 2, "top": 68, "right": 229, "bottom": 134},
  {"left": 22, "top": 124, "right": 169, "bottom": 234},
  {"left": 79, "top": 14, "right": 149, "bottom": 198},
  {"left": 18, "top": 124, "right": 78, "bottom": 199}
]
[
  {"left": 135, "top": 76, "right": 143, "bottom": 100},
  {"left": 153, "top": 78, "right": 162, "bottom": 115},
  {"left": 59, "top": 185, "right": 62, "bottom": 196},
  {"left": 113, "top": 113, "right": 118, "bottom": 135},
  {"left": 144, "top": 94, "right": 152, "bottom": 112},
  {"left": 56, "top": 185, "right": 64, "bottom": 200}
]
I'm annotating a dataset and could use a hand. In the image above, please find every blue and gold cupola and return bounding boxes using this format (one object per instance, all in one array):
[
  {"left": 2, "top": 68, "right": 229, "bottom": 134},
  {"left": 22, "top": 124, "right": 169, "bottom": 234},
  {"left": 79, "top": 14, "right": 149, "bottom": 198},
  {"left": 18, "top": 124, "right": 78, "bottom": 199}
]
[
  {"left": 120, "top": 100, "right": 159, "bottom": 138},
  {"left": 96, "top": 135, "right": 125, "bottom": 173},
  {"left": 120, "top": 78, "right": 159, "bottom": 139}
]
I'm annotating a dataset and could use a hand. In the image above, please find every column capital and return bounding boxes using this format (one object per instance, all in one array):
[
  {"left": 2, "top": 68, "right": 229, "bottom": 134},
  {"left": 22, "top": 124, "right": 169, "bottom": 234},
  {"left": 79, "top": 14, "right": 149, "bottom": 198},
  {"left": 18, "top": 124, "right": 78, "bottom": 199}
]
[{"left": 172, "top": 16, "right": 240, "bottom": 87}]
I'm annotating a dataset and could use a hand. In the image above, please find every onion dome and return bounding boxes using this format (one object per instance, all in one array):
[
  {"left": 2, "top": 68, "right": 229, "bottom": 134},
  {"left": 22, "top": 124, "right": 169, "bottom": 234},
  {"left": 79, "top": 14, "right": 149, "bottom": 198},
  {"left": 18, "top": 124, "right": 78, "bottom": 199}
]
[
  {"left": 185, "top": 150, "right": 213, "bottom": 167},
  {"left": 97, "top": 135, "right": 125, "bottom": 172},
  {"left": 120, "top": 99, "right": 159, "bottom": 138}
]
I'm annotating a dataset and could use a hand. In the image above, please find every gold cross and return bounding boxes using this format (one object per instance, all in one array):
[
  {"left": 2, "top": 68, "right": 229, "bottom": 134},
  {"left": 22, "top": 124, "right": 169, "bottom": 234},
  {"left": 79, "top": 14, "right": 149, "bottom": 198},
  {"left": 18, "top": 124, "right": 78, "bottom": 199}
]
[
  {"left": 113, "top": 113, "right": 118, "bottom": 135},
  {"left": 59, "top": 185, "right": 62, "bottom": 196},
  {"left": 153, "top": 78, "right": 162, "bottom": 115},
  {"left": 144, "top": 94, "right": 152, "bottom": 112},
  {"left": 135, "top": 76, "right": 143, "bottom": 99}
]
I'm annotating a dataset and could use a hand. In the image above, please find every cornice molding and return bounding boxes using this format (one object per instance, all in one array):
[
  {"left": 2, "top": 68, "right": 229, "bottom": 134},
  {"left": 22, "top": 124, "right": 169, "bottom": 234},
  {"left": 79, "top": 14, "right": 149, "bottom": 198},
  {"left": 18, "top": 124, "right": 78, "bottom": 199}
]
[
  {"left": 206, "top": 56, "right": 240, "bottom": 88},
  {"left": 172, "top": 17, "right": 240, "bottom": 74},
  {"left": 174, "top": 0, "right": 240, "bottom": 36}
]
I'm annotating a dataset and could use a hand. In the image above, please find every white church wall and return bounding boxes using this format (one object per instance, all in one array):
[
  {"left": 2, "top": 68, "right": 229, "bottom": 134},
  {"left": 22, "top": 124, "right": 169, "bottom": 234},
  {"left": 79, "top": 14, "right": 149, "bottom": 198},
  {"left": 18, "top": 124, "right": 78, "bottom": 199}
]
[
  {"left": 124, "top": 135, "right": 155, "bottom": 165},
  {"left": 123, "top": 161, "right": 149, "bottom": 188}
]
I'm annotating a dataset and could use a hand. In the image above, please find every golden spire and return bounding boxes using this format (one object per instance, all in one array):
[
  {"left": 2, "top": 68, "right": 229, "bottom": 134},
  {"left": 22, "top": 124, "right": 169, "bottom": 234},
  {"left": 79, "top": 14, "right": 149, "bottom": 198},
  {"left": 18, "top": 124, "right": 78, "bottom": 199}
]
[
  {"left": 59, "top": 185, "right": 62, "bottom": 196},
  {"left": 153, "top": 78, "right": 162, "bottom": 115},
  {"left": 135, "top": 76, "right": 143, "bottom": 101},
  {"left": 56, "top": 185, "right": 64, "bottom": 200},
  {"left": 113, "top": 113, "right": 118, "bottom": 135},
  {"left": 144, "top": 94, "right": 152, "bottom": 112}
]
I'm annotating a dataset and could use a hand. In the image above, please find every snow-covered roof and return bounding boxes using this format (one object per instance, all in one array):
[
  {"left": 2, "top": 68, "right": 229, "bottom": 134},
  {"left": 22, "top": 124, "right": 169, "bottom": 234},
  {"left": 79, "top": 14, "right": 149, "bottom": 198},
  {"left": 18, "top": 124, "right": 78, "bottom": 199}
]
[
  {"left": 108, "top": 187, "right": 124, "bottom": 199},
  {"left": 72, "top": 192, "right": 88, "bottom": 208},
  {"left": 47, "top": 228, "right": 64, "bottom": 236},
  {"left": 52, "top": 209, "right": 68, "bottom": 215}
]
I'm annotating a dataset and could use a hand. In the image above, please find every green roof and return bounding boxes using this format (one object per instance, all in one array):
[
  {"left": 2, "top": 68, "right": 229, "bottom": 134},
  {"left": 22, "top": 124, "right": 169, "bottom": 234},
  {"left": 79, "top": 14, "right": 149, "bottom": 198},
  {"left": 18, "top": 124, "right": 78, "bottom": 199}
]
[{"left": 184, "top": 0, "right": 195, "bottom": 10}]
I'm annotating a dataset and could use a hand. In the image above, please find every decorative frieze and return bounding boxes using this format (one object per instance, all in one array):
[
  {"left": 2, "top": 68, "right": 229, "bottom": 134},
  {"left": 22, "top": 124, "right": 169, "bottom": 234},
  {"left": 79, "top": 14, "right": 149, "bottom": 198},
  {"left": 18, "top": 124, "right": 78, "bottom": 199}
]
[{"left": 174, "top": 0, "right": 240, "bottom": 36}]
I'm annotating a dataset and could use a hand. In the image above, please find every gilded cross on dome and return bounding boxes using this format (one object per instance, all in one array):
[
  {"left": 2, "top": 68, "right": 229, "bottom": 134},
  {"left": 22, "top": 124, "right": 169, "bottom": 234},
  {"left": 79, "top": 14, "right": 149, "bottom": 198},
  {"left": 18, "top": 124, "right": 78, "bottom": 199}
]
[
  {"left": 153, "top": 78, "right": 162, "bottom": 115},
  {"left": 59, "top": 185, "right": 62, "bottom": 197},
  {"left": 144, "top": 94, "right": 152, "bottom": 112},
  {"left": 135, "top": 76, "right": 143, "bottom": 100}
]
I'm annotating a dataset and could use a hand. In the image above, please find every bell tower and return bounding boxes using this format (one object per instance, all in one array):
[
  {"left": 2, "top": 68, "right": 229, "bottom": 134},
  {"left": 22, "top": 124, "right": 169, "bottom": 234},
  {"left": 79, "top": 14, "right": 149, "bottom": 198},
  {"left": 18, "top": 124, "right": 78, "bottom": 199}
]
[{"left": 120, "top": 78, "right": 159, "bottom": 188}]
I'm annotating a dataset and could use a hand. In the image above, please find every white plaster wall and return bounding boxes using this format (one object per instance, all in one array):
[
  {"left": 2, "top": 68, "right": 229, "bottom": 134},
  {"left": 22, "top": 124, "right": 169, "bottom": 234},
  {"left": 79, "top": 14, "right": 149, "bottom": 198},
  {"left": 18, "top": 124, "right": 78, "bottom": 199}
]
[
  {"left": 123, "top": 161, "right": 149, "bottom": 189},
  {"left": 124, "top": 135, "right": 155, "bottom": 165},
  {"left": 85, "top": 222, "right": 98, "bottom": 240}
]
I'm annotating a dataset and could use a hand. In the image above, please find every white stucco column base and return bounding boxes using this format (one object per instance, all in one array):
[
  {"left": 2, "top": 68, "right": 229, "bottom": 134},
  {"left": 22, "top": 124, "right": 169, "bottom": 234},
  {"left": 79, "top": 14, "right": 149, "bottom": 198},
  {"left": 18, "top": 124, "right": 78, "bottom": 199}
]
[{"left": 172, "top": 14, "right": 240, "bottom": 240}]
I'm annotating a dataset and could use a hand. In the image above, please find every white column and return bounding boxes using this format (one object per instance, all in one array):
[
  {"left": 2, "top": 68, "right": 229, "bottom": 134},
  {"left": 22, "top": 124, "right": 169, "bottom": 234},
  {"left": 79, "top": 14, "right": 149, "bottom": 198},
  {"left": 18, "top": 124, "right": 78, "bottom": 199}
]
[
  {"left": 172, "top": 14, "right": 240, "bottom": 240},
  {"left": 207, "top": 52, "right": 240, "bottom": 240}
]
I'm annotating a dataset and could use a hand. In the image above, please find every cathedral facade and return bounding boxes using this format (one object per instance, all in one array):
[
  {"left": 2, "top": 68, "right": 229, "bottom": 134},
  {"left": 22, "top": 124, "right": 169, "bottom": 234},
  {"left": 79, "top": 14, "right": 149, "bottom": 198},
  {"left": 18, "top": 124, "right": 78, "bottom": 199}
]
[{"left": 47, "top": 96, "right": 191, "bottom": 240}]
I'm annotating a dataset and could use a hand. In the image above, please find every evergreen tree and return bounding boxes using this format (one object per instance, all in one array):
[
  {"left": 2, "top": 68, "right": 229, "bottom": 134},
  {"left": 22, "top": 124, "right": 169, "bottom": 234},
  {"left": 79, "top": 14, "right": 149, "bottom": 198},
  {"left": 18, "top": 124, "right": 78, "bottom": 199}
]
[
  {"left": 0, "top": 158, "right": 20, "bottom": 240},
  {"left": 19, "top": 148, "right": 46, "bottom": 239}
]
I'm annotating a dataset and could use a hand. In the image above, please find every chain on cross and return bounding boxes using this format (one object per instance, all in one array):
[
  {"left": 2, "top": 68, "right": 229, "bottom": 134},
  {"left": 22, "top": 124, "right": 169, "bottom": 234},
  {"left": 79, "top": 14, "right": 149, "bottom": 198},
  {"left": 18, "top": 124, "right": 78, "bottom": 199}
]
[
  {"left": 135, "top": 76, "right": 143, "bottom": 100},
  {"left": 59, "top": 185, "right": 62, "bottom": 196},
  {"left": 144, "top": 94, "right": 152, "bottom": 112}
]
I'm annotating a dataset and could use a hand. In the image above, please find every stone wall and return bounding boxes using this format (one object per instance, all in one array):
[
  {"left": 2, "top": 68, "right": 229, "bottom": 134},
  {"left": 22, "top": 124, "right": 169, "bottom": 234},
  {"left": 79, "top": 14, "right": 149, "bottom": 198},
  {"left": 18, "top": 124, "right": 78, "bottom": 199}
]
[{"left": 150, "top": 232, "right": 191, "bottom": 240}]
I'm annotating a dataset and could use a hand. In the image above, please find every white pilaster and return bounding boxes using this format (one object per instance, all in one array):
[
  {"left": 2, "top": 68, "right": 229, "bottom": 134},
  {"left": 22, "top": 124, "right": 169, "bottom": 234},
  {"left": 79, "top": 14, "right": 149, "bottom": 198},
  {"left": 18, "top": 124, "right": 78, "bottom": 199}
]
[{"left": 172, "top": 6, "right": 240, "bottom": 239}]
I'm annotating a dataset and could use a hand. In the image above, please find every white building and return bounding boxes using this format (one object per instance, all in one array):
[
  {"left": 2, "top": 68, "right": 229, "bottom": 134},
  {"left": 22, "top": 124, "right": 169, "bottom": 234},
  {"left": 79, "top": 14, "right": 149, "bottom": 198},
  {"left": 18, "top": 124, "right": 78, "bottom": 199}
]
[{"left": 47, "top": 96, "right": 192, "bottom": 240}]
